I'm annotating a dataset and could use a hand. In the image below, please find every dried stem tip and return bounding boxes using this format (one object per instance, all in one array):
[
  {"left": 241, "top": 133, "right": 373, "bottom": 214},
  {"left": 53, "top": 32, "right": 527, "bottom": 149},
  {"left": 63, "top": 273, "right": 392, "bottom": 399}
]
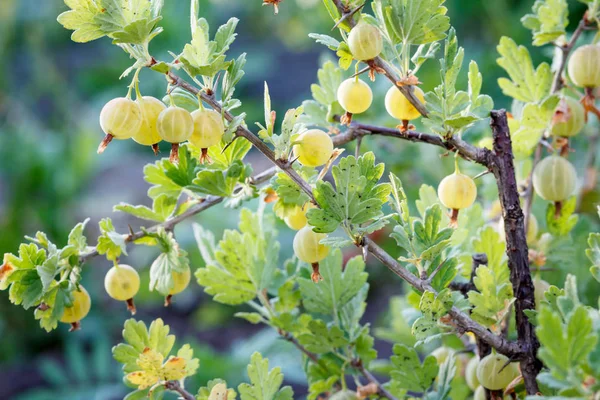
[
  {"left": 97, "top": 133, "right": 114, "bottom": 154},
  {"left": 169, "top": 143, "right": 180, "bottom": 164},
  {"left": 126, "top": 298, "right": 137, "bottom": 315},
  {"left": 311, "top": 262, "right": 323, "bottom": 283},
  {"left": 164, "top": 294, "right": 173, "bottom": 307}
]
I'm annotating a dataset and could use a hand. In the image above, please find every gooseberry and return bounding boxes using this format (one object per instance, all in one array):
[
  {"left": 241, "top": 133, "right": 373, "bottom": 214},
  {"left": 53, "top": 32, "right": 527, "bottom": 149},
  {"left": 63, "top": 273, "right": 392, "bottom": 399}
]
[
  {"left": 437, "top": 171, "right": 477, "bottom": 226},
  {"left": 476, "top": 353, "right": 519, "bottom": 390},
  {"left": 284, "top": 203, "right": 315, "bottom": 230},
  {"left": 532, "top": 155, "right": 577, "bottom": 202},
  {"left": 190, "top": 109, "right": 225, "bottom": 163},
  {"left": 431, "top": 347, "right": 453, "bottom": 365},
  {"left": 465, "top": 357, "right": 480, "bottom": 391},
  {"left": 133, "top": 96, "right": 166, "bottom": 153},
  {"left": 347, "top": 21, "right": 383, "bottom": 61},
  {"left": 293, "top": 226, "right": 330, "bottom": 282},
  {"left": 551, "top": 96, "right": 585, "bottom": 138},
  {"left": 329, "top": 390, "right": 359, "bottom": 400},
  {"left": 60, "top": 286, "right": 91, "bottom": 331},
  {"left": 385, "top": 86, "right": 426, "bottom": 122},
  {"left": 474, "top": 386, "right": 486, "bottom": 400},
  {"left": 165, "top": 266, "right": 191, "bottom": 306},
  {"left": 293, "top": 129, "right": 334, "bottom": 167},
  {"left": 104, "top": 264, "right": 140, "bottom": 314},
  {"left": 568, "top": 44, "right": 600, "bottom": 88},
  {"left": 98, "top": 97, "right": 143, "bottom": 154},
  {"left": 337, "top": 78, "right": 373, "bottom": 122},
  {"left": 157, "top": 106, "right": 194, "bottom": 163},
  {"left": 208, "top": 383, "right": 228, "bottom": 400}
]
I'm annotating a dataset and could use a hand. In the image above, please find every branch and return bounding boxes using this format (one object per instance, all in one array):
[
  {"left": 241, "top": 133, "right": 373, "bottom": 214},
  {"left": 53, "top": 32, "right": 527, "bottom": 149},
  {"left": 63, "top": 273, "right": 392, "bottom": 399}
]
[
  {"left": 352, "top": 359, "right": 399, "bottom": 400},
  {"left": 79, "top": 166, "right": 276, "bottom": 264},
  {"left": 164, "top": 380, "right": 195, "bottom": 400},
  {"left": 448, "top": 253, "right": 488, "bottom": 296},
  {"left": 334, "top": 119, "right": 491, "bottom": 167},
  {"left": 489, "top": 110, "right": 541, "bottom": 394},
  {"left": 331, "top": 0, "right": 428, "bottom": 117}
]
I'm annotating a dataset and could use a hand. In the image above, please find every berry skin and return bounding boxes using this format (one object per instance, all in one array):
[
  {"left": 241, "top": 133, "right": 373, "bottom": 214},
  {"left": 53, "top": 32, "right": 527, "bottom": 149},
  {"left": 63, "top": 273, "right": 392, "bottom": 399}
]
[
  {"left": 337, "top": 78, "right": 373, "bottom": 115},
  {"left": 98, "top": 97, "right": 143, "bottom": 153},
  {"left": 208, "top": 383, "right": 228, "bottom": 400},
  {"left": 104, "top": 264, "right": 140, "bottom": 314},
  {"left": 465, "top": 357, "right": 480, "bottom": 390},
  {"left": 157, "top": 106, "right": 194, "bottom": 143},
  {"left": 438, "top": 172, "right": 477, "bottom": 211},
  {"left": 551, "top": 97, "right": 585, "bottom": 138},
  {"left": 293, "top": 226, "right": 330, "bottom": 264},
  {"left": 347, "top": 21, "right": 383, "bottom": 61},
  {"left": 170, "top": 267, "right": 191, "bottom": 295},
  {"left": 568, "top": 44, "right": 600, "bottom": 88},
  {"left": 431, "top": 347, "right": 453, "bottom": 365},
  {"left": 293, "top": 129, "right": 334, "bottom": 167},
  {"left": 133, "top": 96, "right": 166, "bottom": 148},
  {"left": 532, "top": 155, "right": 577, "bottom": 202},
  {"left": 473, "top": 386, "right": 486, "bottom": 400},
  {"left": 100, "top": 97, "right": 142, "bottom": 140},
  {"left": 328, "top": 390, "right": 359, "bottom": 400},
  {"left": 190, "top": 109, "right": 224, "bottom": 149},
  {"left": 476, "top": 353, "right": 519, "bottom": 390},
  {"left": 385, "top": 86, "right": 426, "bottom": 121},
  {"left": 284, "top": 203, "right": 315, "bottom": 231},
  {"left": 60, "top": 286, "right": 91, "bottom": 328}
]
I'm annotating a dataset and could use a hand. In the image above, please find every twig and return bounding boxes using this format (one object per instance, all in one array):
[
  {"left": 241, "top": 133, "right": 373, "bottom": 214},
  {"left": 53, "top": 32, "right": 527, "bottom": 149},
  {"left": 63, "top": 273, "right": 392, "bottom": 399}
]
[
  {"left": 352, "top": 359, "right": 399, "bottom": 400},
  {"left": 164, "top": 381, "right": 195, "bottom": 400},
  {"left": 449, "top": 253, "right": 488, "bottom": 296}
]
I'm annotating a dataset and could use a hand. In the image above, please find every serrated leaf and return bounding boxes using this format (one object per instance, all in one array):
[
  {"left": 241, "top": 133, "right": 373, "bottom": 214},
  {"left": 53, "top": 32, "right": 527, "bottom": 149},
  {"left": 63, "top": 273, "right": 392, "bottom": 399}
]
[
  {"left": 546, "top": 196, "right": 579, "bottom": 236},
  {"left": 389, "top": 344, "right": 438, "bottom": 392},
  {"left": 96, "top": 218, "right": 127, "bottom": 262},
  {"left": 511, "top": 95, "right": 559, "bottom": 157},
  {"left": 308, "top": 152, "right": 391, "bottom": 234},
  {"left": 296, "top": 319, "right": 349, "bottom": 353},
  {"left": 197, "top": 379, "right": 237, "bottom": 400},
  {"left": 497, "top": 36, "right": 552, "bottom": 103},
  {"left": 115, "top": 194, "right": 177, "bottom": 222},
  {"left": 308, "top": 33, "right": 340, "bottom": 50},
  {"left": 196, "top": 209, "right": 279, "bottom": 305},
  {"left": 144, "top": 145, "right": 198, "bottom": 200},
  {"left": 148, "top": 228, "right": 189, "bottom": 296},
  {"left": 468, "top": 265, "right": 514, "bottom": 327},
  {"left": 522, "top": 0, "right": 568, "bottom": 46},
  {"left": 238, "top": 352, "right": 294, "bottom": 400}
]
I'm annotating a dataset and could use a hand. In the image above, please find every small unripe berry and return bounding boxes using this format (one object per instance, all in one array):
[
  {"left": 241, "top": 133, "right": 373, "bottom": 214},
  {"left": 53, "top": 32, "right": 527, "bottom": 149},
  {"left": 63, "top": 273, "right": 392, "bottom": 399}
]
[
  {"left": 385, "top": 86, "right": 426, "bottom": 121},
  {"left": 431, "top": 346, "right": 453, "bottom": 365},
  {"left": 293, "top": 226, "right": 330, "bottom": 264},
  {"left": 465, "top": 357, "right": 480, "bottom": 390},
  {"left": 157, "top": 106, "right": 194, "bottom": 143},
  {"left": 190, "top": 109, "right": 225, "bottom": 149},
  {"left": 534, "top": 276, "right": 550, "bottom": 309},
  {"left": 329, "top": 390, "right": 359, "bottom": 400},
  {"left": 474, "top": 386, "right": 486, "bottom": 400},
  {"left": 437, "top": 172, "right": 477, "bottom": 211},
  {"left": 104, "top": 264, "right": 140, "bottom": 302},
  {"left": 337, "top": 78, "right": 373, "bottom": 115},
  {"left": 133, "top": 96, "right": 166, "bottom": 146},
  {"left": 60, "top": 286, "right": 91, "bottom": 324},
  {"left": 532, "top": 155, "right": 577, "bottom": 202},
  {"left": 293, "top": 129, "right": 334, "bottom": 167},
  {"left": 551, "top": 97, "right": 585, "bottom": 138},
  {"left": 476, "top": 353, "right": 519, "bottom": 390},
  {"left": 284, "top": 203, "right": 315, "bottom": 230},
  {"left": 347, "top": 22, "right": 383, "bottom": 61},
  {"left": 568, "top": 44, "right": 600, "bottom": 88},
  {"left": 170, "top": 267, "right": 191, "bottom": 295},
  {"left": 100, "top": 97, "right": 142, "bottom": 140}
]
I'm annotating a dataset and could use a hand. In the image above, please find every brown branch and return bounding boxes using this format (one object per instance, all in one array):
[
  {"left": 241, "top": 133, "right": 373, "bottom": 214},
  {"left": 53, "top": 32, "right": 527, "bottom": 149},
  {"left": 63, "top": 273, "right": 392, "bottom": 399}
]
[
  {"left": 164, "top": 380, "right": 195, "bottom": 400},
  {"left": 331, "top": 0, "right": 428, "bottom": 118},
  {"left": 449, "top": 253, "right": 488, "bottom": 296},
  {"left": 489, "top": 110, "right": 540, "bottom": 394},
  {"left": 352, "top": 359, "right": 399, "bottom": 400},
  {"left": 79, "top": 166, "right": 276, "bottom": 264},
  {"left": 333, "top": 119, "right": 491, "bottom": 167}
]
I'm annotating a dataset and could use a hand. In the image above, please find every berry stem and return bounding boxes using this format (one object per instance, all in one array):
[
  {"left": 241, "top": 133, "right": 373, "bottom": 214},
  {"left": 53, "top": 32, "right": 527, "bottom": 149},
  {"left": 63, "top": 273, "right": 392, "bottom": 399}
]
[
  {"left": 170, "top": 143, "right": 180, "bottom": 164},
  {"left": 164, "top": 294, "right": 173, "bottom": 307},
  {"left": 97, "top": 133, "right": 114, "bottom": 154},
  {"left": 311, "top": 262, "right": 323, "bottom": 283}
]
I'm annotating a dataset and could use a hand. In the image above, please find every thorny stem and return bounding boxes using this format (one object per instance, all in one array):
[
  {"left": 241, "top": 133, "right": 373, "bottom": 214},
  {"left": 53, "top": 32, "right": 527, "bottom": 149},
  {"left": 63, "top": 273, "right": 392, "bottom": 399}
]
[{"left": 164, "top": 380, "right": 195, "bottom": 400}]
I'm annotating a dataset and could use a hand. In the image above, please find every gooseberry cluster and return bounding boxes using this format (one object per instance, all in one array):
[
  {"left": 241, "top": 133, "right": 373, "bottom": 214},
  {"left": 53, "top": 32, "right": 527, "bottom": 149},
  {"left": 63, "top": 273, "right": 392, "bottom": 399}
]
[{"left": 97, "top": 82, "right": 224, "bottom": 164}]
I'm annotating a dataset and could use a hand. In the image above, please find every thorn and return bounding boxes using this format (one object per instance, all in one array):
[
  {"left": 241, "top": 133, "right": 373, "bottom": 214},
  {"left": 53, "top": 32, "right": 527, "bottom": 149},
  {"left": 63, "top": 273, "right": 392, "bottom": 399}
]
[
  {"left": 331, "top": 3, "right": 365, "bottom": 31},
  {"left": 473, "top": 170, "right": 491, "bottom": 180}
]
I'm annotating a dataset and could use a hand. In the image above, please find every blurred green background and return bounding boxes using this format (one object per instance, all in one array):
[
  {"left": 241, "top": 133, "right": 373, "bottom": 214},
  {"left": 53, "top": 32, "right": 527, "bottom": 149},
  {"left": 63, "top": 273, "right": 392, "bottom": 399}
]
[{"left": 0, "top": 0, "right": 597, "bottom": 399}]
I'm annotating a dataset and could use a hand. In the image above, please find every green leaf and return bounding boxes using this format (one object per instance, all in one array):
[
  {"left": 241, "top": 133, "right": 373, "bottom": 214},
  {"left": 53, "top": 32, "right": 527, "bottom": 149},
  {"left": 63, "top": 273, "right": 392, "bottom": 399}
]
[
  {"left": 68, "top": 218, "right": 91, "bottom": 253},
  {"left": 238, "top": 352, "right": 294, "bottom": 400},
  {"left": 310, "top": 61, "right": 343, "bottom": 107},
  {"left": 34, "top": 283, "right": 71, "bottom": 332},
  {"left": 375, "top": 0, "right": 450, "bottom": 45},
  {"left": 522, "top": 0, "right": 568, "bottom": 46},
  {"left": 546, "top": 196, "right": 579, "bottom": 236},
  {"left": 471, "top": 226, "right": 508, "bottom": 281},
  {"left": 389, "top": 344, "right": 439, "bottom": 392},
  {"left": 115, "top": 194, "right": 177, "bottom": 222},
  {"left": 111, "top": 17, "right": 162, "bottom": 44},
  {"left": 297, "top": 319, "right": 350, "bottom": 353},
  {"left": 196, "top": 208, "right": 279, "bottom": 305},
  {"left": 511, "top": 95, "right": 560, "bottom": 157},
  {"left": 144, "top": 145, "right": 198, "bottom": 200},
  {"left": 113, "top": 318, "right": 176, "bottom": 374},
  {"left": 298, "top": 251, "right": 368, "bottom": 316},
  {"left": 308, "top": 152, "right": 391, "bottom": 234},
  {"left": 497, "top": 36, "right": 552, "bottom": 103},
  {"left": 412, "top": 290, "right": 453, "bottom": 341},
  {"left": 197, "top": 379, "right": 237, "bottom": 400},
  {"left": 586, "top": 232, "right": 600, "bottom": 283},
  {"left": 537, "top": 305, "right": 597, "bottom": 387},
  {"left": 96, "top": 218, "right": 127, "bottom": 262},
  {"left": 468, "top": 265, "right": 514, "bottom": 327},
  {"left": 223, "top": 53, "right": 247, "bottom": 103},
  {"left": 308, "top": 33, "right": 340, "bottom": 50},
  {"left": 148, "top": 228, "right": 189, "bottom": 296}
]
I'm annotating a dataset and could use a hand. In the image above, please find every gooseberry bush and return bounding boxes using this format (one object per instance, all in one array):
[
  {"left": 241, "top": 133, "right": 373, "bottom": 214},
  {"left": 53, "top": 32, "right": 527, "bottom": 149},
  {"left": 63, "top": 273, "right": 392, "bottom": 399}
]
[{"left": 2, "top": 0, "right": 600, "bottom": 399}]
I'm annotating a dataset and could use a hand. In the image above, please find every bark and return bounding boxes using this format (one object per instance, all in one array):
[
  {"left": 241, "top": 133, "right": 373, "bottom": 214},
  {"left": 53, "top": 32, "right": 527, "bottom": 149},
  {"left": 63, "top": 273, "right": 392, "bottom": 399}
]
[{"left": 489, "top": 110, "right": 541, "bottom": 394}]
